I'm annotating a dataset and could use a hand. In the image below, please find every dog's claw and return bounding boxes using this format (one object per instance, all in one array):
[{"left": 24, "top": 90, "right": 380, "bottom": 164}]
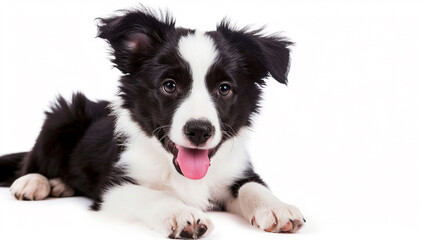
[{"left": 167, "top": 208, "right": 212, "bottom": 239}]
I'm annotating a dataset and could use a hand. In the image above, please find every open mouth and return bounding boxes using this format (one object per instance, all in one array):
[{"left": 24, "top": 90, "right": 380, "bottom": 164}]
[
  {"left": 174, "top": 146, "right": 211, "bottom": 180},
  {"left": 163, "top": 139, "right": 217, "bottom": 180}
]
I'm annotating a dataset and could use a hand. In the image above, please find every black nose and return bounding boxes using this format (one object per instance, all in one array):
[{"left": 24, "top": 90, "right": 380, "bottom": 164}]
[{"left": 184, "top": 120, "right": 214, "bottom": 146}]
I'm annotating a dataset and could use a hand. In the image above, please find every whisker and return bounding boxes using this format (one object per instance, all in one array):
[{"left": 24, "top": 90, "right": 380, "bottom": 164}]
[
  {"left": 152, "top": 125, "right": 171, "bottom": 136},
  {"left": 220, "top": 123, "right": 236, "bottom": 136},
  {"left": 152, "top": 125, "right": 171, "bottom": 140}
]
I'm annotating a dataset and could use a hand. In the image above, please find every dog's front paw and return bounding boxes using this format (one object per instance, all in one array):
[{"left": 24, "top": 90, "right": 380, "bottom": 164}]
[
  {"left": 167, "top": 207, "right": 213, "bottom": 239},
  {"left": 250, "top": 203, "right": 305, "bottom": 233},
  {"left": 10, "top": 173, "right": 50, "bottom": 201}
]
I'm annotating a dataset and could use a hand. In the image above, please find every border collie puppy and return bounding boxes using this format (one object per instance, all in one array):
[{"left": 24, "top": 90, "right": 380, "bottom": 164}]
[{"left": 0, "top": 8, "right": 305, "bottom": 239}]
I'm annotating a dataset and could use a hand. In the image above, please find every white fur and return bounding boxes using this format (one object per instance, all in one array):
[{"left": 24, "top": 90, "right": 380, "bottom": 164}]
[
  {"left": 109, "top": 97, "right": 251, "bottom": 210},
  {"left": 225, "top": 182, "right": 305, "bottom": 233},
  {"left": 10, "top": 173, "right": 50, "bottom": 200},
  {"left": 106, "top": 95, "right": 252, "bottom": 236},
  {"left": 169, "top": 32, "right": 222, "bottom": 149},
  {"left": 100, "top": 183, "right": 213, "bottom": 237}
]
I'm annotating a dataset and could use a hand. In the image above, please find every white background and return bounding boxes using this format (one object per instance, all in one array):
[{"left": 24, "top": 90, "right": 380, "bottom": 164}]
[{"left": 0, "top": 0, "right": 427, "bottom": 239}]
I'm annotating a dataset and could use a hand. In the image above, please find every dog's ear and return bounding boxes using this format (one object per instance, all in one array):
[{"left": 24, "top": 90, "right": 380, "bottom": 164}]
[
  {"left": 97, "top": 9, "right": 175, "bottom": 74},
  {"left": 217, "top": 21, "right": 293, "bottom": 85}
]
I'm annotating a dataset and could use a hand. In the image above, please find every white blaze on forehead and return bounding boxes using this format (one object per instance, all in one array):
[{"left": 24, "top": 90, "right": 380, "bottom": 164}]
[
  {"left": 178, "top": 31, "right": 218, "bottom": 86},
  {"left": 169, "top": 32, "right": 222, "bottom": 148}
]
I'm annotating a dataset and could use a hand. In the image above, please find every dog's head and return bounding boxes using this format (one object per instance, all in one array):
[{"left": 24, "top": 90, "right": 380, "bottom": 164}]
[{"left": 98, "top": 9, "right": 292, "bottom": 180}]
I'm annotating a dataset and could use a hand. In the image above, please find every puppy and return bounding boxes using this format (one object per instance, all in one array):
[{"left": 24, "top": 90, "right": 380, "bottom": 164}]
[{"left": 0, "top": 8, "right": 305, "bottom": 239}]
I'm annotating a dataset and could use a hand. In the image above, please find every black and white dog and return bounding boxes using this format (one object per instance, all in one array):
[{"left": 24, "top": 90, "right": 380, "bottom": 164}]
[{"left": 0, "top": 8, "right": 305, "bottom": 239}]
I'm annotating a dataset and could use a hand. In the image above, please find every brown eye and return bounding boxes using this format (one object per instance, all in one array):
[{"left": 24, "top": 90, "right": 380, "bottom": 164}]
[
  {"left": 163, "top": 79, "right": 176, "bottom": 93},
  {"left": 218, "top": 83, "right": 232, "bottom": 96}
]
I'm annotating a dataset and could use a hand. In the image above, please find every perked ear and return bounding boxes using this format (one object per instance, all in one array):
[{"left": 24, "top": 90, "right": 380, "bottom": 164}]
[
  {"left": 97, "top": 8, "right": 176, "bottom": 74},
  {"left": 217, "top": 21, "right": 293, "bottom": 85}
]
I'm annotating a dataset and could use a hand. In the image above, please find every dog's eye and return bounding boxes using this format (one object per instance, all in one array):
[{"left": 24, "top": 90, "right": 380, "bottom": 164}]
[
  {"left": 218, "top": 83, "right": 232, "bottom": 97},
  {"left": 163, "top": 79, "right": 176, "bottom": 93}
]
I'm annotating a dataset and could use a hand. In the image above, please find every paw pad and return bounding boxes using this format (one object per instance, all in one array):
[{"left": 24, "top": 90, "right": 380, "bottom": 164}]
[{"left": 168, "top": 216, "right": 211, "bottom": 239}]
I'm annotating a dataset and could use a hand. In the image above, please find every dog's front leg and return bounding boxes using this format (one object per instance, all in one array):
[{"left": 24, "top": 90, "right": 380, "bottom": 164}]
[
  {"left": 99, "top": 183, "right": 213, "bottom": 239},
  {"left": 226, "top": 182, "right": 305, "bottom": 233}
]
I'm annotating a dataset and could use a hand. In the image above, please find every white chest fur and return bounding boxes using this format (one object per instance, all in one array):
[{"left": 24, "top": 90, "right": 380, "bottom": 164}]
[{"left": 110, "top": 99, "right": 250, "bottom": 211}]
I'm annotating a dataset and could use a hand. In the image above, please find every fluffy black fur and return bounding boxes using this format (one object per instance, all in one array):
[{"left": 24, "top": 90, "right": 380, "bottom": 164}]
[
  {"left": 0, "top": 8, "right": 292, "bottom": 209},
  {"left": 5, "top": 93, "right": 132, "bottom": 205},
  {"left": 0, "top": 152, "right": 27, "bottom": 187}
]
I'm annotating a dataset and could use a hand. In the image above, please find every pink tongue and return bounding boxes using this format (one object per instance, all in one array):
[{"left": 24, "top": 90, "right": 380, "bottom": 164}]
[{"left": 176, "top": 147, "right": 210, "bottom": 180}]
